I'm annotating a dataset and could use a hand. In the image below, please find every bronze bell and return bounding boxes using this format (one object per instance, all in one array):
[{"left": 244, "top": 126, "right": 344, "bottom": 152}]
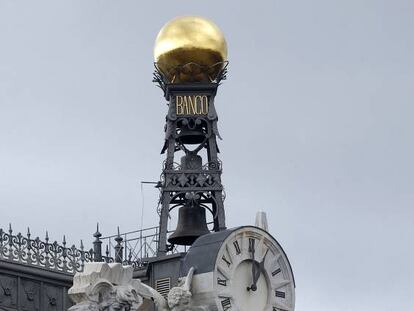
[
  {"left": 168, "top": 202, "right": 210, "bottom": 246},
  {"left": 181, "top": 153, "right": 202, "bottom": 170},
  {"left": 177, "top": 124, "right": 205, "bottom": 145}
]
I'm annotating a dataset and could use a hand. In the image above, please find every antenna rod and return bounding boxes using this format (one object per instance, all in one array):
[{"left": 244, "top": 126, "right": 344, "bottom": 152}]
[{"left": 139, "top": 181, "right": 160, "bottom": 232}]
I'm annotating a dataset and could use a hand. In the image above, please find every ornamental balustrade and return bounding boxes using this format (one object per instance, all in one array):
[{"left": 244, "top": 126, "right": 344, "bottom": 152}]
[{"left": 0, "top": 224, "right": 176, "bottom": 275}]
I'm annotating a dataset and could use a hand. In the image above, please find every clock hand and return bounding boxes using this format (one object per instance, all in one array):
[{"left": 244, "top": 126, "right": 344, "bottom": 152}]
[
  {"left": 247, "top": 265, "right": 261, "bottom": 292},
  {"left": 248, "top": 249, "right": 269, "bottom": 292},
  {"left": 247, "top": 243, "right": 257, "bottom": 291},
  {"left": 259, "top": 248, "right": 269, "bottom": 271}
]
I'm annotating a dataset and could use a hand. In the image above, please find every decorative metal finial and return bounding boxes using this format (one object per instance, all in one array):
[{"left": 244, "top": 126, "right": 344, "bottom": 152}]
[
  {"left": 94, "top": 223, "right": 101, "bottom": 238},
  {"left": 114, "top": 227, "right": 123, "bottom": 263},
  {"left": 153, "top": 16, "right": 227, "bottom": 84},
  {"left": 92, "top": 224, "right": 103, "bottom": 262}
]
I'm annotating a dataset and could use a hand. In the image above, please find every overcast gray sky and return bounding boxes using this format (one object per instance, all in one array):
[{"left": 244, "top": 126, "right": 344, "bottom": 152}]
[{"left": 0, "top": 1, "right": 413, "bottom": 310}]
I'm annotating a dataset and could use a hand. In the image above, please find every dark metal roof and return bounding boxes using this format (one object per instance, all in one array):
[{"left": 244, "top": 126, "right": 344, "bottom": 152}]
[{"left": 180, "top": 227, "right": 239, "bottom": 276}]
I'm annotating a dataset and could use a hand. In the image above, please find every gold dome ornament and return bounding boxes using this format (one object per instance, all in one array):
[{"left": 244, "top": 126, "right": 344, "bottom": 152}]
[{"left": 154, "top": 16, "right": 228, "bottom": 83}]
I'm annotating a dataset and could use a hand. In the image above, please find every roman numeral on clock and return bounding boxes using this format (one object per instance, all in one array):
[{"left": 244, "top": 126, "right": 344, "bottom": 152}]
[
  {"left": 275, "top": 290, "right": 286, "bottom": 298},
  {"left": 217, "top": 278, "right": 227, "bottom": 286},
  {"left": 233, "top": 240, "right": 241, "bottom": 255},
  {"left": 221, "top": 297, "right": 231, "bottom": 310},
  {"left": 272, "top": 268, "right": 281, "bottom": 276},
  {"left": 222, "top": 255, "right": 231, "bottom": 267},
  {"left": 248, "top": 238, "right": 255, "bottom": 253}
]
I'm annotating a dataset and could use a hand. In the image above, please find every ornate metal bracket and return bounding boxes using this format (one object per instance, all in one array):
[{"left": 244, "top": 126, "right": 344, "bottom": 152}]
[{"left": 153, "top": 61, "right": 228, "bottom": 97}]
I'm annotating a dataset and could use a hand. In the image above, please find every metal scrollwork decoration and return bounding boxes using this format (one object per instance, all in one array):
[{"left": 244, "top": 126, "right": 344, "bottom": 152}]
[
  {"left": 153, "top": 61, "right": 228, "bottom": 97},
  {"left": 1, "top": 223, "right": 169, "bottom": 276},
  {"left": 0, "top": 224, "right": 93, "bottom": 274},
  {"left": 162, "top": 160, "right": 223, "bottom": 191}
]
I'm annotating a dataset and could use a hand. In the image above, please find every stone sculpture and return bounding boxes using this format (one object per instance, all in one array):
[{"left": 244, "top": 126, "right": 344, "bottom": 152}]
[
  {"left": 68, "top": 262, "right": 195, "bottom": 311},
  {"left": 166, "top": 267, "right": 193, "bottom": 311}
]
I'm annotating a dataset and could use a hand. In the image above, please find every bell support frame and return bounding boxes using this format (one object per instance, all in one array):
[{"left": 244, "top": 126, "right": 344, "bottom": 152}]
[{"left": 155, "top": 76, "right": 227, "bottom": 256}]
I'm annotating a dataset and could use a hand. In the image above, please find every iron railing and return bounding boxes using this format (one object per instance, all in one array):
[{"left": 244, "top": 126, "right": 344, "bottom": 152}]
[
  {"left": 0, "top": 225, "right": 92, "bottom": 274},
  {"left": 97, "top": 226, "right": 186, "bottom": 268},
  {"left": 0, "top": 224, "right": 183, "bottom": 274},
  {"left": 98, "top": 226, "right": 159, "bottom": 268}
]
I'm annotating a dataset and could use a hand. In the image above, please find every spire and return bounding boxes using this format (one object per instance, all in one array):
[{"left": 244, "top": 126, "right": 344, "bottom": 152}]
[{"left": 255, "top": 211, "right": 269, "bottom": 231}]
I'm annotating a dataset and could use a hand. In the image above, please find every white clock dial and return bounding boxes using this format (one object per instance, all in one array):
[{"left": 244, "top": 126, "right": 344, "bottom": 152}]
[{"left": 213, "top": 227, "right": 295, "bottom": 311}]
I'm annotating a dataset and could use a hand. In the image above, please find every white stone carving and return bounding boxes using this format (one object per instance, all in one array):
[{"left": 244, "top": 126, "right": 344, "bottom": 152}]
[
  {"left": 68, "top": 263, "right": 195, "bottom": 311},
  {"left": 167, "top": 267, "right": 194, "bottom": 311}
]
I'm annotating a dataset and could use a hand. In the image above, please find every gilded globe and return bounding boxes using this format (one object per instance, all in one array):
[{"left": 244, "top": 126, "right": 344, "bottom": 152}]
[{"left": 154, "top": 16, "right": 228, "bottom": 83}]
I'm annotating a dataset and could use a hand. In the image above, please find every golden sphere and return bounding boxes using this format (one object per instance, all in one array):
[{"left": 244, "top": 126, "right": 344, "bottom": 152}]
[{"left": 154, "top": 16, "right": 228, "bottom": 83}]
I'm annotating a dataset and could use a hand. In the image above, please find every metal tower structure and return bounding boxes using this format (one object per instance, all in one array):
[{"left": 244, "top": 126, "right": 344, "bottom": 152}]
[{"left": 154, "top": 62, "right": 229, "bottom": 255}]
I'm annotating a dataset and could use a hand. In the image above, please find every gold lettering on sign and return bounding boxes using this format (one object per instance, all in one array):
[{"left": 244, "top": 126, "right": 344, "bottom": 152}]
[
  {"left": 175, "top": 95, "right": 209, "bottom": 115},
  {"left": 201, "top": 96, "right": 208, "bottom": 114},
  {"left": 176, "top": 96, "right": 184, "bottom": 115},
  {"left": 194, "top": 96, "right": 201, "bottom": 114},
  {"left": 182, "top": 96, "right": 189, "bottom": 114}
]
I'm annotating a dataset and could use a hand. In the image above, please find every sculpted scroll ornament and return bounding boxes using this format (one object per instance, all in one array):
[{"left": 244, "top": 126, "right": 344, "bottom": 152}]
[{"left": 68, "top": 263, "right": 197, "bottom": 311}]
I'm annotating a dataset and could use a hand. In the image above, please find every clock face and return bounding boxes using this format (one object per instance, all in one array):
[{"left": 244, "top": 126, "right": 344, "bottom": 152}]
[{"left": 213, "top": 227, "right": 295, "bottom": 311}]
